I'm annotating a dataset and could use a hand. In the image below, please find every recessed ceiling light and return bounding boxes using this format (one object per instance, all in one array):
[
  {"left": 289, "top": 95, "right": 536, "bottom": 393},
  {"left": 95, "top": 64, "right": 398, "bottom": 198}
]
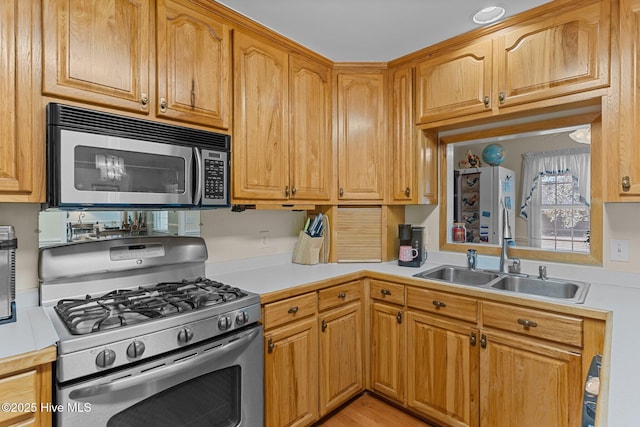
[{"left": 472, "top": 6, "right": 506, "bottom": 25}]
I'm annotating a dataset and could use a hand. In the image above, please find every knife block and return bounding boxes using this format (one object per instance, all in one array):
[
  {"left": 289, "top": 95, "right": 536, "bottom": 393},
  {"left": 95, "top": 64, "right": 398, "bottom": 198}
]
[{"left": 292, "top": 231, "right": 325, "bottom": 265}]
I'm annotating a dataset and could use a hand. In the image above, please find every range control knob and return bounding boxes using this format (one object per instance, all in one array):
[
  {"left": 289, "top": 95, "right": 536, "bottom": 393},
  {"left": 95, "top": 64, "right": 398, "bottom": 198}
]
[
  {"left": 218, "top": 315, "right": 231, "bottom": 331},
  {"left": 235, "top": 312, "right": 248, "bottom": 326},
  {"left": 177, "top": 327, "right": 194, "bottom": 344},
  {"left": 95, "top": 349, "right": 116, "bottom": 368},
  {"left": 126, "top": 340, "right": 146, "bottom": 358}
]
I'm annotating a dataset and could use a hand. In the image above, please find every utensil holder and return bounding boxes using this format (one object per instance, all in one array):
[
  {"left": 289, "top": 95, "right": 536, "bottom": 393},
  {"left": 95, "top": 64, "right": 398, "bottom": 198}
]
[{"left": 292, "top": 231, "right": 324, "bottom": 265}]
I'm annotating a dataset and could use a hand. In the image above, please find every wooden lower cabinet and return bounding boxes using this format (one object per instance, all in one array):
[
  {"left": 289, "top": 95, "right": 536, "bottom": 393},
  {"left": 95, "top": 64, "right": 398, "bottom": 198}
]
[
  {"left": 406, "top": 310, "right": 479, "bottom": 427},
  {"left": 370, "top": 302, "right": 405, "bottom": 403},
  {"left": 264, "top": 317, "right": 319, "bottom": 427},
  {"left": 0, "top": 346, "right": 56, "bottom": 427},
  {"left": 318, "top": 301, "right": 364, "bottom": 416},
  {"left": 479, "top": 331, "right": 582, "bottom": 427}
]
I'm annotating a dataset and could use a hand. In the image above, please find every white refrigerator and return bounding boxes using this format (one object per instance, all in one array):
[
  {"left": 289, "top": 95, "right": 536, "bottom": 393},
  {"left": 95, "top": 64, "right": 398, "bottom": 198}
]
[{"left": 455, "top": 166, "right": 516, "bottom": 244}]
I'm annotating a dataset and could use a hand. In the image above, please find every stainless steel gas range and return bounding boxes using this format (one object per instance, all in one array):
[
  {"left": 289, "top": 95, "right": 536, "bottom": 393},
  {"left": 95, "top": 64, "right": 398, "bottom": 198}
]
[{"left": 39, "top": 236, "right": 263, "bottom": 427}]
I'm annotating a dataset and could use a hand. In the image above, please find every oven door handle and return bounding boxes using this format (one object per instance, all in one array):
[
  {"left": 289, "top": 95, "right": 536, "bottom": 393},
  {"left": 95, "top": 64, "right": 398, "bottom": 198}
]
[{"left": 69, "top": 327, "right": 260, "bottom": 402}]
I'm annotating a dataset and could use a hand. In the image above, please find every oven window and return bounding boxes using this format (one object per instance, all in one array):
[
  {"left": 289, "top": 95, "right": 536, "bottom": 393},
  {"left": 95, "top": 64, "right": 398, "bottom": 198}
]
[{"left": 107, "top": 366, "right": 241, "bottom": 427}]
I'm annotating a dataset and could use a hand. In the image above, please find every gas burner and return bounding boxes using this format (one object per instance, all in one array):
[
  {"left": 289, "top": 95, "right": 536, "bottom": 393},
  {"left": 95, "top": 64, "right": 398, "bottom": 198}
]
[{"left": 54, "top": 277, "right": 248, "bottom": 335}]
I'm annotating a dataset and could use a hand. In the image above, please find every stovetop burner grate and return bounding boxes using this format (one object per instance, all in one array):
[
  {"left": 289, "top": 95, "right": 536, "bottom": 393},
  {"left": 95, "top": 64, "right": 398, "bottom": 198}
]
[{"left": 54, "top": 277, "right": 248, "bottom": 335}]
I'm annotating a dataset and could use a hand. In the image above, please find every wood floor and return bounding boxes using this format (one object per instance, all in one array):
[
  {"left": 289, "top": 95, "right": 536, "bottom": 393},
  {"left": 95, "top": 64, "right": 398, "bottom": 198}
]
[{"left": 314, "top": 394, "right": 436, "bottom": 427}]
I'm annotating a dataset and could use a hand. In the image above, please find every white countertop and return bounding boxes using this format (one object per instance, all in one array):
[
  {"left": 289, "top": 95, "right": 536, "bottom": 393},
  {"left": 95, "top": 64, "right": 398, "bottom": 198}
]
[{"left": 2, "top": 252, "right": 638, "bottom": 426}]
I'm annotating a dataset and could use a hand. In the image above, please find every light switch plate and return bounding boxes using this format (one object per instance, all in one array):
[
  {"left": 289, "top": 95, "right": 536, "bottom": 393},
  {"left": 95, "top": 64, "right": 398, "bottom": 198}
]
[{"left": 610, "top": 239, "right": 629, "bottom": 262}]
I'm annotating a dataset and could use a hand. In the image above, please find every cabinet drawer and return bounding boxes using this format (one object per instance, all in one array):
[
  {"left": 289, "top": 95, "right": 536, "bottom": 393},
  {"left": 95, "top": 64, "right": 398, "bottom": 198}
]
[
  {"left": 370, "top": 280, "right": 405, "bottom": 305},
  {"left": 264, "top": 292, "right": 317, "bottom": 330},
  {"left": 0, "top": 369, "right": 37, "bottom": 424},
  {"left": 318, "top": 281, "right": 361, "bottom": 312},
  {"left": 406, "top": 287, "right": 477, "bottom": 323},
  {"left": 482, "top": 301, "right": 583, "bottom": 347}
]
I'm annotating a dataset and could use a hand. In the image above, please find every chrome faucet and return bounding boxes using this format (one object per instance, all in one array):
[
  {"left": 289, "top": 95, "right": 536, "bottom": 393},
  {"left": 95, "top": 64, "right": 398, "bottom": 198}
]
[
  {"left": 467, "top": 249, "right": 477, "bottom": 270},
  {"left": 499, "top": 205, "right": 513, "bottom": 273},
  {"left": 538, "top": 265, "right": 547, "bottom": 280}
]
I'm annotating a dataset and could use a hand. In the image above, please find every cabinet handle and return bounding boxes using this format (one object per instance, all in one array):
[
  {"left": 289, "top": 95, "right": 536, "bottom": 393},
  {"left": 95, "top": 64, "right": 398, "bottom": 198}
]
[
  {"left": 380, "top": 289, "right": 391, "bottom": 296},
  {"left": 498, "top": 92, "right": 505, "bottom": 104},
  {"left": 339, "top": 188, "right": 344, "bottom": 197},
  {"left": 480, "top": 334, "right": 487, "bottom": 349},
  {"left": 337, "top": 292, "right": 346, "bottom": 299},
  {"left": 285, "top": 186, "right": 290, "bottom": 197},
  {"left": 291, "top": 186, "right": 297, "bottom": 196},
  {"left": 432, "top": 300, "right": 446, "bottom": 309},
  {"left": 160, "top": 97, "right": 168, "bottom": 113},
  {"left": 190, "top": 79, "right": 195, "bottom": 108},
  {"left": 622, "top": 176, "right": 631, "bottom": 192},
  {"left": 405, "top": 187, "right": 410, "bottom": 197},
  {"left": 470, "top": 332, "right": 477, "bottom": 346},
  {"left": 483, "top": 95, "right": 490, "bottom": 107},
  {"left": 517, "top": 318, "right": 538, "bottom": 329},
  {"left": 267, "top": 338, "right": 274, "bottom": 353},
  {"left": 287, "top": 306, "right": 299, "bottom": 314},
  {"left": 140, "top": 93, "right": 149, "bottom": 108},
  {"left": 322, "top": 319, "right": 327, "bottom": 332},
  {"left": 396, "top": 311, "right": 402, "bottom": 324}
]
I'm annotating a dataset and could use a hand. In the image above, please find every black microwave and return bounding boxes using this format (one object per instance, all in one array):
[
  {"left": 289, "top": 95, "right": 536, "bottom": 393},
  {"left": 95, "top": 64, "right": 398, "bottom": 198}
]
[{"left": 45, "top": 103, "right": 230, "bottom": 209}]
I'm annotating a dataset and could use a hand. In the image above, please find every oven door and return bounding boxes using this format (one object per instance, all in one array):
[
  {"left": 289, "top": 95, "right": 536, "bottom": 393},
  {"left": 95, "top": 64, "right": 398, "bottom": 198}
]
[
  {"left": 57, "top": 325, "right": 263, "bottom": 427},
  {"left": 56, "top": 128, "right": 194, "bottom": 207}
]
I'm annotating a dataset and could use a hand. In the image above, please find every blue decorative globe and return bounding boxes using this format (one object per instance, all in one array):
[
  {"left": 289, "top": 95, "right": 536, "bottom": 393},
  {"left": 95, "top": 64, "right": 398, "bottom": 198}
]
[{"left": 482, "top": 143, "right": 505, "bottom": 166}]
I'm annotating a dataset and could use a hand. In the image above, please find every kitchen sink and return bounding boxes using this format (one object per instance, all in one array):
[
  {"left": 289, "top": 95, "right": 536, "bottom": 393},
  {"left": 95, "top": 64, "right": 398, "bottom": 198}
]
[
  {"left": 413, "top": 265, "right": 500, "bottom": 286},
  {"left": 489, "top": 275, "right": 590, "bottom": 303}
]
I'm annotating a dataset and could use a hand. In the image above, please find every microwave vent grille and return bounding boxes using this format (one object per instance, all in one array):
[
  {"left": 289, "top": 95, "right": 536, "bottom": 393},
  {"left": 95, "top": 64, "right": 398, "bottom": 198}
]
[{"left": 47, "top": 103, "right": 230, "bottom": 151}]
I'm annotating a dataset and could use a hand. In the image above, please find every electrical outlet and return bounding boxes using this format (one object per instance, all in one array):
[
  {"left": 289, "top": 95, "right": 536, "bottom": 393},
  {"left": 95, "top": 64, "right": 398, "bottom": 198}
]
[
  {"left": 259, "top": 231, "right": 269, "bottom": 248},
  {"left": 610, "top": 239, "right": 629, "bottom": 262}
]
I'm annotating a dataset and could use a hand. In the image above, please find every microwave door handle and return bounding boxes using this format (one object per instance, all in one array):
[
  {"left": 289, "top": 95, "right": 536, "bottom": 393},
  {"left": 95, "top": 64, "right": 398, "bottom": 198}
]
[{"left": 193, "top": 147, "right": 203, "bottom": 205}]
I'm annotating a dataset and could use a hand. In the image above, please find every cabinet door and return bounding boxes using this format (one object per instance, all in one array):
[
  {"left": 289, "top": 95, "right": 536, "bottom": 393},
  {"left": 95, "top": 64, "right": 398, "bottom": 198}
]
[
  {"left": 0, "top": 0, "right": 41, "bottom": 200},
  {"left": 615, "top": 0, "right": 640, "bottom": 198},
  {"left": 371, "top": 302, "right": 405, "bottom": 403},
  {"left": 42, "top": 0, "right": 151, "bottom": 113},
  {"left": 407, "top": 311, "right": 479, "bottom": 427},
  {"left": 233, "top": 31, "right": 289, "bottom": 201},
  {"left": 390, "top": 66, "right": 416, "bottom": 203},
  {"left": 415, "top": 40, "right": 492, "bottom": 124},
  {"left": 289, "top": 55, "right": 332, "bottom": 201},
  {"left": 156, "top": 0, "right": 231, "bottom": 129},
  {"left": 479, "top": 332, "right": 582, "bottom": 427},
  {"left": 319, "top": 301, "right": 363, "bottom": 415},
  {"left": 495, "top": 0, "right": 609, "bottom": 108},
  {"left": 264, "top": 317, "right": 318, "bottom": 427},
  {"left": 336, "top": 72, "right": 386, "bottom": 201}
]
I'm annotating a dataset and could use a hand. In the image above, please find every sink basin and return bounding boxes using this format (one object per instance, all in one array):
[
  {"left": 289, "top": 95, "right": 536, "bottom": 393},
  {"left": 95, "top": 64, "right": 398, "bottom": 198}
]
[
  {"left": 490, "top": 275, "right": 590, "bottom": 303},
  {"left": 413, "top": 265, "right": 500, "bottom": 286}
]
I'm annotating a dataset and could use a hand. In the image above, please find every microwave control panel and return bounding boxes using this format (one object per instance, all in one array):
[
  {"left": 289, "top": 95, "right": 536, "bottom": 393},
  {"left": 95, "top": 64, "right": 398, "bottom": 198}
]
[{"left": 202, "top": 150, "right": 228, "bottom": 205}]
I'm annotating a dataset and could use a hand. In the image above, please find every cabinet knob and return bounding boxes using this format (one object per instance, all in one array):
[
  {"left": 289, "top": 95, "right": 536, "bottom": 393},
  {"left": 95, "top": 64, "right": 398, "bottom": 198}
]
[
  {"left": 287, "top": 306, "right": 299, "bottom": 314},
  {"left": 405, "top": 187, "right": 410, "bottom": 197},
  {"left": 498, "top": 92, "right": 505, "bottom": 104},
  {"left": 285, "top": 186, "right": 290, "bottom": 197},
  {"left": 322, "top": 319, "right": 327, "bottom": 332},
  {"left": 380, "top": 289, "right": 391, "bottom": 296},
  {"left": 470, "top": 332, "right": 477, "bottom": 346},
  {"left": 396, "top": 311, "right": 402, "bottom": 324},
  {"left": 432, "top": 300, "right": 447, "bottom": 309},
  {"left": 267, "top": 338, "right": 274, "bottom": 353},
  {"left": 291, "top": 186, "right": 297, "bottom": 196},
  {"left": 337, "top": 292, "right": 346, "bottom": 299},
  {"left": 517, "top": 318, "right": 538, "bottom": 329},
  {"left": 140, "top": 93, "right": 149, "bottom": 108},
  {"left": 483, "top": 95, "right": 490, "bottom": 107},
  {"left": 160, "top": 97, "right": 168, "bottom": 113},
  {"left": 622, "top": 176, "right": 631, "bottom": 192},
  {"left": 480, "top": 334, "right": 487, "bottom": 349},
  {"left": 339, "top": 188, "right": 344, "bottom": 197}
]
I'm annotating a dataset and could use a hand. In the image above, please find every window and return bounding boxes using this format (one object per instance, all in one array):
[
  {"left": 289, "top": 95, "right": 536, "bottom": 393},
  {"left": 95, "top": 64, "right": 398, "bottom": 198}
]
[{"left": 520, "top": 147, "right": 590, "bottom": 252}]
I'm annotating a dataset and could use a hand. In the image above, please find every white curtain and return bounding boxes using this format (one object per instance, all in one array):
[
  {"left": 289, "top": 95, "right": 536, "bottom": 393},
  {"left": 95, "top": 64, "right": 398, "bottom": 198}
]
[{"left": 519, "top": 147, "right": 590, "bottom": 247}]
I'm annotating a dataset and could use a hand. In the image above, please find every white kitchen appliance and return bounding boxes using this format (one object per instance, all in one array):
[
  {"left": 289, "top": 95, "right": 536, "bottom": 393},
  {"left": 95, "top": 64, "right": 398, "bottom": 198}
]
[
  {"left": 455, "top": 166, "right": 516, "bottom": 244},
  {"left": 39, "top": 236, "right": 262, "bottom": 427}
]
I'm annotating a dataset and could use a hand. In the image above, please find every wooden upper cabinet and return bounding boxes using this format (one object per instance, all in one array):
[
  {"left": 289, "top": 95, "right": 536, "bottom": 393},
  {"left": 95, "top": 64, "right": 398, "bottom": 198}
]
[
  {"left": 156, "top": 0, "right": 231, "bottom": 129},
  {"left": 495, "top": 0, "right": 610, "bottom": 108},
  {"left": 42, "top": 0, "right": 151, "bottom": 113},
  {"left": 233, "top": 31, "right": 289, "bottom": 201},
  {"left": 0, "top": 0, "right": 42, "bottom": 201},
  {"left": 289, "top": 55, "right": 332, "bottom": 201},
  {"left": 336, "top": 72, "right": 386, "bottom": 202},
  {"left": 612, "top": 0, "right": 640, "bottom": 199},
  {"left": 390, "top": 66, "right": 417, "bottom": 203},
  {"left": 416, "top": 40, "right": 493, "bottom": 124}
]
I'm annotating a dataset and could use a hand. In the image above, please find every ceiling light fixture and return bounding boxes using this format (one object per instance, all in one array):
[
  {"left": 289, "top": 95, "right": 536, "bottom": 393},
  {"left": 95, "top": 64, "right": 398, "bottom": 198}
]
[
  {"left": 569, "top": 127, "right": 591, "bottom": 144},
  {"left": 472, "top": 6, "right": 506, "bottom": 25}
]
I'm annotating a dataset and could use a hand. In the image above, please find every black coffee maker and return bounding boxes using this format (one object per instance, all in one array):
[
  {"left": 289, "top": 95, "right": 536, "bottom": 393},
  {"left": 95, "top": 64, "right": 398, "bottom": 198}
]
[{"left": 398, "top": 224, "right": 427, "bottom": 267}]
